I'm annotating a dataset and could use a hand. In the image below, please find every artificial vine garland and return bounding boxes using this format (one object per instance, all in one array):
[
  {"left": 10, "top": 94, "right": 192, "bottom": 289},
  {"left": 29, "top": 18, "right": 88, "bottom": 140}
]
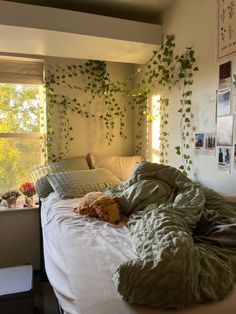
[
  {"left": 45, "top": 34, "right": 198, "bottom": 175},
  {"left": 133, "top": 34, "right": 198, "bottom": 173},
  {"left": 233, "top": 74, "right": 236, "bottom": 88},
  {"left": 45, "top": 60, "right": 128, "bottom": 161}
]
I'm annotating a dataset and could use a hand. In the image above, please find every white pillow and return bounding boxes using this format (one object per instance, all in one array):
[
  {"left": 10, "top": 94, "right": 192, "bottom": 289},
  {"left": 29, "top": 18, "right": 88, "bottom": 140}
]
[{"left": 89, "top": 152, "right": 144, "bottom": 180}]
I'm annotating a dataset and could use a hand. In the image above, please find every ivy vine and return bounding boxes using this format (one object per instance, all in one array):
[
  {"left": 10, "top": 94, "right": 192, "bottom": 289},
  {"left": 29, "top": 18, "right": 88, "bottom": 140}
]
[
  {"left": 133, "top": 34, "right": 198, "bottom": 174},
  {"left": 45, "top": 61, "right": 128, "bottom": 161},
  {"left": 45, "top": 34, "right": 198, "bottom": 175},
  {"left": 159, "top": 97, "right": 169, "bottom": 164},
  {"left": 233, "top": 74, "right": 236, "bottom": 88}
]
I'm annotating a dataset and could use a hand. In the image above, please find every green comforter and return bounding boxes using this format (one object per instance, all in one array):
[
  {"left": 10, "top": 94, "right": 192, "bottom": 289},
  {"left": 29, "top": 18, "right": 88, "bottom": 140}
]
[{"left": 106, "top": 161, "right": 236, "bottom": 308}]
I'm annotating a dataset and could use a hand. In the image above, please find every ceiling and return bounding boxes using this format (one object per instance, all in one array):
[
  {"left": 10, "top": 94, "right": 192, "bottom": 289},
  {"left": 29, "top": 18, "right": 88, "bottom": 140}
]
[
  {"left": 0, "top": 0, "right": 173, "bottom": 63},
  {"left": 3, "top": 0, "right": 175, "bottom": 23}
]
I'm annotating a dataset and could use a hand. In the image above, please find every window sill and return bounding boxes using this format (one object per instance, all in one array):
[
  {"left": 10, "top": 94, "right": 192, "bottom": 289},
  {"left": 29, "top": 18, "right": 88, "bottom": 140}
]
[{"left": 0, "top": 206, "right": 39, "bottom": 213}]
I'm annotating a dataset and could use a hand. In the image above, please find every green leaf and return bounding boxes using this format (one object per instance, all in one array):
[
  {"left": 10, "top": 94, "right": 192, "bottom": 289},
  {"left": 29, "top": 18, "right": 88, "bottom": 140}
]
[
  {"left": 175, "top": 146, "right": 181, "bottom": 155},
  {"left": 184, "top": 99, "right": 191, "bottom": 105}
]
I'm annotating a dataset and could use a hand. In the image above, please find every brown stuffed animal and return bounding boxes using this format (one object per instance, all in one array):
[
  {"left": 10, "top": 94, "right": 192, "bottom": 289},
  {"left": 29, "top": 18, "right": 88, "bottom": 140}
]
[
  {"left": 92, "top": 194, "right": 121, "bottom": 224},
  {"left": 74, "top": 191, "right": 104, "bottom": 217},
  {"left": 74, "top": 192, "right": 121, "bottom": 224}
]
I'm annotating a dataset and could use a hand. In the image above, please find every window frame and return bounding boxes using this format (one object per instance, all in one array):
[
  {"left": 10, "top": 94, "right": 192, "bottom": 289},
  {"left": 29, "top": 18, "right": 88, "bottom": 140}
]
[
  {"left": 0, "top": 82, "right": 46, "bottom": 196},
  {"left": 0, "top": 82, "right": 46, "bottom": 162}
]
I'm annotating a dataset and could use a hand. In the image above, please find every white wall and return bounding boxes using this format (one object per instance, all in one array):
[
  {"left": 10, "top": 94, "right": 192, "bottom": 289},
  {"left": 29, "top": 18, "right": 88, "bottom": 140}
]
[
  {"left": 0, "top": 208, "right": 40, "bottom": 270},
  {"left": 45, "top": 57, "right": 135, "bottom": 158},
  {"left": 161, "top": 0, "right": 236, "bottom": 195}
]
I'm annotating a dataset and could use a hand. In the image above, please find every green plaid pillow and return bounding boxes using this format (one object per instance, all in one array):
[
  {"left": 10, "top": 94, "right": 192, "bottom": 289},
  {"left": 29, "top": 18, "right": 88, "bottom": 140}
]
[
  {"left": 47, "top": 168, "right": 120, "bottom": 199},
  {"left": 31, "top": 156, "right": 90, "bottom": 199}
]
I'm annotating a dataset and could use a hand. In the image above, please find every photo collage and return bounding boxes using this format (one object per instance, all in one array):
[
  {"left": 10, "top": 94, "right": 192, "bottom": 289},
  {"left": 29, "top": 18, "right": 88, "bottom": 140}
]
[{"left": 195, "top": 60, "right": 236, "bottom": 173}]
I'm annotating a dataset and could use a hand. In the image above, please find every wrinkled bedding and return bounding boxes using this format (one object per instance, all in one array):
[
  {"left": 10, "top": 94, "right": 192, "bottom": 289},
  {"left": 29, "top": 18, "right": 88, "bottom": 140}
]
[{"left": 106, "top": 161, "right": 236, "bottom": 308}]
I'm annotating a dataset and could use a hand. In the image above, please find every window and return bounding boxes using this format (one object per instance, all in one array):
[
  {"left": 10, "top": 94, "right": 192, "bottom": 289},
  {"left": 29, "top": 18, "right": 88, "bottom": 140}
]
[{"left": 0, "top": 58, "right": 44, "bottom": 195}]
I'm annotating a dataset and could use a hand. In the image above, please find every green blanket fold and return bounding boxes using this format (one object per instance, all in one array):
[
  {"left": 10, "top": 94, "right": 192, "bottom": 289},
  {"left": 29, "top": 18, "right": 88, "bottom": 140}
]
[{"left": 106, "top": 161, "right": 236, "bottom": 308}]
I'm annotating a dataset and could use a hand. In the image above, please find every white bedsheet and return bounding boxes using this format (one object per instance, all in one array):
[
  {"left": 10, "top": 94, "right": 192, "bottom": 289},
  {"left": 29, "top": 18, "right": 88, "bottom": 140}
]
[{"left": 41, "top": 193, "right": 236, "bottom": 314}]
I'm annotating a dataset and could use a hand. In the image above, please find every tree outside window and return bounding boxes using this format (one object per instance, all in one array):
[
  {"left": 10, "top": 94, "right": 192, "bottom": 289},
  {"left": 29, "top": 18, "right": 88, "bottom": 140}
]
[{"left": 0, "top": 83, "right": 45, "bottom": 195}]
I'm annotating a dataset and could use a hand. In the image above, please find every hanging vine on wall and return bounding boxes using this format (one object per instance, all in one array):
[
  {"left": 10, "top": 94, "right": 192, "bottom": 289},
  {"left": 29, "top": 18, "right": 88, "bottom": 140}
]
[
  {"left": 133, "top": 35, "right": 198, "bottom": 174},
  {"left": 233, "top": 74, "right": 236, "bottom": 88},
  {"left": 45, "top": 61, "right": 128, "bottom": 161},
  {"left": 45, "top": 34, "right": 198, "bottom": 175},
  {"left": 159, "top": 97, "right": 169, "bottom": 165}
]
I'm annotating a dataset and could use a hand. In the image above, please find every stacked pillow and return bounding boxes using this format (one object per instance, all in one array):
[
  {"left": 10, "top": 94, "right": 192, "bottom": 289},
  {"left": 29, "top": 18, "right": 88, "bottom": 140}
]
[
  {"left": 89, "top": 152, "right": 144, "bottom": 180},
  {"left": 31, "top": 156, "right": 90, "bottom": 199},
  {"left": 47, "top": 168, "right": 120, "bottom": 199},
  {"left": 32, "top": 153, "right": 144, "bottom": 200}
]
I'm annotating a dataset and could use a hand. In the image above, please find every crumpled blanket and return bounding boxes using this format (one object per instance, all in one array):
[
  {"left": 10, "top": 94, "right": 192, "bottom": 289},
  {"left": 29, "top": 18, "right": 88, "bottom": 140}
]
[{"left": 106, "top": 161, "right": 236, "bottom": 308}]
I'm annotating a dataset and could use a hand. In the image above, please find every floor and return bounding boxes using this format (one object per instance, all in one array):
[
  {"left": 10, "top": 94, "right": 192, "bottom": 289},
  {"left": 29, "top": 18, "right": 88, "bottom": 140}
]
[
  {"left": 43, "top": 282, "right": 59, "bottom": 314},
  {"left": 34, "top": 274, "right": 59, "bottom": 314}
]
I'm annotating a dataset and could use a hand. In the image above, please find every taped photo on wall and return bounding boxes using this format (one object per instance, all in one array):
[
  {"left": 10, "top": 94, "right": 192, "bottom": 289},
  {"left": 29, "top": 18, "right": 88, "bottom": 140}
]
[
  {"left": 204, "top": 133, "right": 216, "bottom": 156},
  {"left": 218, "top": 147, "right": 231, "bottom": 172},
  {"left": 217, "top": 88, "right": 231, "bottom": 116},
  {"left": 217, "top": 116, "right": 233, "bottom": 146}
]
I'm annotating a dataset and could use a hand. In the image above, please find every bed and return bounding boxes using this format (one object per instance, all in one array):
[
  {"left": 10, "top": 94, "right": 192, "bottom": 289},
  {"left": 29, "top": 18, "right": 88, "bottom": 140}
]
[
  {"left": 41, "top": 199, "right": 236, "bottom": 314},
  {"left": 37, "top": 158, "right": 236, "bottom": 314}
]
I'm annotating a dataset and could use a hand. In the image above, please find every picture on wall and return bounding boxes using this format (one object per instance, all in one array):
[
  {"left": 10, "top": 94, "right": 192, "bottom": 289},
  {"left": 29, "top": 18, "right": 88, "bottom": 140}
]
[
  {"left": 217, "top": 115, "right": 233, "bottom": 146},
  {"left": 199, "top": 92, "right": 217, "bottom": 131},
  {"left": 217, "top": 88, "right": 231, "bottom": 116},
  {"left": 234, "top": 144, "right": 236, "bottom": 170},
  {"left": 218, "top": 0, "right": 236, "bottom": 59},
  {"left": 234, "top": 116, "right": 236, "bottom": 139},
  {"left": 195, "top": 133, "right": 204, "bottom": 148},
  {"left": 205, "top": 133, "right": 216, "bottom": 156},
  {"left": 218, "top": 147, "right": 231, "bottom": 172},
  {"left": 219, "top": 61, "right": 231, "bottom": 88},
  {"left": 232, "top": 93, "right": 236, "bottom": 115}
]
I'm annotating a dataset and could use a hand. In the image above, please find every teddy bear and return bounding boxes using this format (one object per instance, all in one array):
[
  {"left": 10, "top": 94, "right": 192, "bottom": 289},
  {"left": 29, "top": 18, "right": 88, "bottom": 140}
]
[{"left": 74, "top": 191, "right": 121, "bottom": 224}]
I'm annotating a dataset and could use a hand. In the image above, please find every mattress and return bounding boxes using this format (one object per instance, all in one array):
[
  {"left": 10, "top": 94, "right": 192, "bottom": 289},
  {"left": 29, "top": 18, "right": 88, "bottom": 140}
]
[{"left": 41, "top": 193, "right": 236, "bottom": 314}]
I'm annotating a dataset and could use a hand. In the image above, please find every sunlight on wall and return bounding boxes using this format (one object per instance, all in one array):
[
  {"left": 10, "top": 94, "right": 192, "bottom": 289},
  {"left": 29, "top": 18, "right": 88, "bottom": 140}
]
[{"left": 151, "top": 95, "right": 161, "bottom": 163}]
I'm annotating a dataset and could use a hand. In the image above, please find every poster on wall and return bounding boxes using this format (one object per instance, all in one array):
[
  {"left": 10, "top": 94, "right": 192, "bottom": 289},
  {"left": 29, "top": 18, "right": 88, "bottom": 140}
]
[
  {"left": 199, "top": 93, "right": 217, "bottom": 131},
  {"left": 232, "top": 93, "right": 236, "bottom": 115},
  {"left": 218, "top": 147, "right": 231, "bottom": 172},
  {"left": 217, "top": 88, "right": 231, "bottom": 116},
  {"left": 217, "top": 115, "right": 233, "bottom": 146},
  {"left": 219, "top": 61, "right": 231, "bottom": 88},
  {"left": 234, "top": 116, "right": 236, "bottom": 140},
  {"left": 234, "top": 118, "right": 236, "bottom": 169},
  {"left": 205, "top": 133, "right": 216, "bottom": 156},
  {"left": 218, "top": 0, "right": 236, "bottom": 59},
  {"left": 195, "top": 133, "right": 204, "bottom": 154},
  {"left": 234, "top": 144, "right": 236, "bottom": 169}
]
